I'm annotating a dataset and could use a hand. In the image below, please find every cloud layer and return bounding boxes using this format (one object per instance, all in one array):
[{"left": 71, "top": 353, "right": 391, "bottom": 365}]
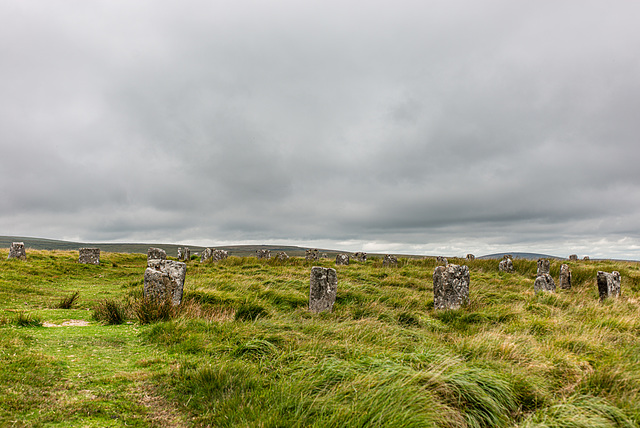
[{"left": 2, "top": 1, "right": 640, "bottom": 258}]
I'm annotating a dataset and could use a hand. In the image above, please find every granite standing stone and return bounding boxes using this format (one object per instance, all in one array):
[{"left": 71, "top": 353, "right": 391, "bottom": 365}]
[
  {"left": 306, "top": 249, "right": 320, "bottom": 261},
  {"left": 7, "top": 242, "right": 26, "bottom": 260},
  {"left": 583, "top": 256, "right": 590, "bottom": 261},
  {"left": 537, "top": 259, "right": 550, "bottom": 277},
  {"left": 177, "top": 247, "right": 184, "bottom": 261},
  {"left": 144, "top": 259, "right": 187, "bottom": 305},
  {"left": 309, "top": 266, "right": 337, "bottom": 313},
  {"left": 466, "top": 254, "right": 475, "bottom": 260},
  {"left": 436, "top": 256, "right": 448, "bottom": 265},
  {"left": 184, "top": 248, "right": 190, "bottom": 261},
  {"left": 211, "top": 249, "right": 228, "bottom": 262},
  {"left": 321, "top": 253, "right": 328, "bottom": 259},
  {"left": 148, "top": 247, "right": 167, "bottom": 261},
  {"left": 597, "top": 271, "right": 621, "bottom": 301},
  {"left": 569, "top": 254, "right": 578, "bottom": 261},
  {"left": 353, "top": 252, "right": 367, "bottom": 262},
  {"left": 275, "top": 251, "right": 289, "bottom": 261},
  {"left": 256, "top": 249, "right": 271, "bottom": 259},
  {"left": 433, "top": 264, "right": 470, "bottom": 310},
  {"left": 79, "top": 248, "right": 100, "bottom": 265},
  {"left": 335, "top": 254, "right": 350, "bottom": 266},
  {"left": 559, "top": 264, "right": 572, "bottom": 290},
  {"left": 534, "top": 274, "right": 556, "bottom": 293},
  {"left": 200, "top": 248, "right": 213, "bottom": 263},
  {"left": 383, "top": 254, "right": 398, "bottom": 267},
  {"left": 499, "top": 257, "right": 514, "bottom": 273}
]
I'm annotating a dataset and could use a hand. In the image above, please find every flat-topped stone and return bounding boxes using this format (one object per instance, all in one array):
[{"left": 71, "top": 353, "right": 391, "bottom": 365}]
[
  {"left": 534, "top": 274, "right": 556, "bottom": 293},
  {"left": 569, "top": 254, "right": 578, "bottom": 261},
  {"left": 466, "top": 254, "right": 475, "bottom": 260},
  {"left": 499, "top": 257, "right": 514, "bottom": 273},
  {"left": 433, "top": 264, "right": 470, "bottom": 310},
  {"left": 7, "top": 242, "right": 26, "bottom": 260},
  {"left": 597, "top": 271, "right": 621, "bottom": 301},
  {"left": 335, "top": 254, "right": 349, "bottom": 266},
  {"left": 383, "top": 254, "right": 398, "bottom": 267},
  {"left": 78, "top": 248, "right": 100, "bottom": 265},
  {"left": 148, "top": 247, "right": 167, "bottom": 261},
  {"left": 256, "top": 249, "right": 271, "bottom": 259},
  {"left": 144, "top": 259, "right": 186, "bottom": 305},
  {"left": 353, "top": 252, "right": 367, "bottom": 262},
  {"left": 275, "top": 251, "right": 289, "bottom": 261},
  {"left": 309, "top": 266, "right": 337, "bottom": 313}
]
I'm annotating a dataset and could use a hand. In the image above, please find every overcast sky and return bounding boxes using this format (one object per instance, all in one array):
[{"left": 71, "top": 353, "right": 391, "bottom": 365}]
[{"left": 2, "top": 1, "right": 640, "bottom": 259}]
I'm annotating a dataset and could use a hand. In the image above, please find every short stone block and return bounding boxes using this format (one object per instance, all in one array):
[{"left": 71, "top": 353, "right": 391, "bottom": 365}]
[
  {"left": 537, "top": 259, "right": 550, "bottom": 277},
  {"left": 306, "top": 249, "right": 319, "bottom": 261},
  {"left": 466, "top": 254, "right": 475, "bottom": 260},
  {"left": 597, "top": 271, "right": 621, "bottom": 301},
  {"left": 534, "top": 273, "right": 556, "bottom": 293},
  {"left": 148, "top": 247, "right": 167, "bottom": 261},
  {"left": 436, "top": 256, "right": 448, "bottom": 265},
  {"left": 335, "top": 254, "right": 349, "bottom": 266},
  {"left": 309, "top": 266, "right": 337, "bottom": 313},
  {"left": 275, "top": 251, "right": 289, "bottom": 261},
  {"left": 256, "top": 249, "right": 271, "bottom": 259},
  {"left": 569, "top": 254, "right": 578, "bottom": 261},
  {"left": 8, "top": 242, "right": 26, "bottom": 260},
  {"left": 79, "top": 248, "right": 100, "bottom": 265},
  {"left": 144, "top": 259, "right": 187, "bottom": 305},
  {"left": 499, "top": 257, "right": 514, "bottom": 273},
  {"left": 433, "top": 264, "right": 470, "bottom": 310},
  {"left": 353, "top": 252, "right": 367, "bottom": 262},
  {"left": 383, "top": 254, "right": 398, "bottom": 267}
]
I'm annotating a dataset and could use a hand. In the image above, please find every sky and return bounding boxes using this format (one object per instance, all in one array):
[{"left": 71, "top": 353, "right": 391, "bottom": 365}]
[{"left": 1, "top": 1, "right": 640, "bottom": 259}]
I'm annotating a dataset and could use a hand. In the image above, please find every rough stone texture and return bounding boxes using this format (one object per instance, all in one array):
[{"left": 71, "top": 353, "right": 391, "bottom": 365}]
[
  {"left": 177, "top": 247, "right": 183, "bottom": 260},
  {"left": 569, "top": 254, "right": 578, "bottom": 261},
  {"left": 499, "top": 258, "right": 514, "bottom": 273},
  {"left": 433, "top": 264, "right": 470, "bottom": 310},
  {"left": 306, "top": 249, "right": 320, "bottom": 261},
  {"left": 7, "top": 242, "right": 26, "bottom": 260},
  {"left": 466, "top": 254, "right": 475, "bottom": 260},
  {"left": 309, "top": 266, "right": 337, "bottom": 313},
  {"left": 200, "top": 248, "right": 213, "bottom": 263},
  {"left": 148, "top": 247, "right": 167, "bottom": 261},
  {"left": 78, "top": 248, "right": 100, "bottom": 265},
  {"left": 583, "top": 256, "right": 590, "bottom": 261},
  {"left": 211, "top": 249, "right": 228, "bottom": 262},
  {"left": 256, "top": 249, "right": 271, "bottom": 259},
  {"left": 537, "top": 259, "right": 550, "bottom": 277},
  {"left": 597, "top": 271, "right": 621, "bottom": 301},
  {"left": 559, "top": 264, "right": 572, "bottom": 290},
  {"left": 177, "top": 247, "right": 190, "bottom": 261},
  {"left": 335, "top": 254, "right": 350, "bottom": 266},
  {"left": 383, "top": 254, "right": 398, "bottom": 267},
  {"left": 534, "top": 273, "right": 556, "bottom": 293},
  {"left": 321, "top": 253, "right": 328, "bottom": 259},
  {"left": 436, "top": 256, "right": 448, "bottom": 265},
  {"left": 353, "top": 252, "right": 367, "bottom": 262},
  {"left": 275, "top": 251, "right": 289, "bottom": 261},
  {"left": 144, "top": 259, "right": 187, "bottom": 305}
]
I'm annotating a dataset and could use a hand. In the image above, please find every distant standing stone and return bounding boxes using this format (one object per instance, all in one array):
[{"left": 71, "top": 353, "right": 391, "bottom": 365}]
[
  {"left": 200, "top": 248, "right": 213, "bottom": 263},
  {"left": 569, "top": 254, "right": 578, "bottom": 261},
  {"left": 306, "top": 249, "right": 319, "bottom": 261},
  {"left": 559, "top": 264, "right": 572, "bottom": 290},
  {"left": 148, "top": 247, "right": 167, "bottom": 261},
  {"left": 7, "top": 242, "right": 26, "bottom": 260},
  {"left": 335, "top": 254, "right": 350, "bottom": 266},
  {"left": 499, "top": 257, "right": 514, "bottom": 273},
  {"left": 597, "top": 271, "right": 621, "bottom": 301},
  {"left": 184, "top": 247, "right": 190, "bottom": 261},
  {"left": 144, "top": 259, "right": 187, "bottom": 305},
  {"left": 534, "top": 274, "right": 556, "bottom": 293},
  {"left": 309, "top": 266, "right": 337, "bottom": 313},
  {"left": 177, "top": 247, "right": 183, "bottom": 260},
  {"left": 321, "top": 253, "right": 328, "bottom": 259},
  {"left": 537, "top": 259, "right": 550, "bottom": 277},
  {"left": 353, "top": 252, "right": 367, "bottom": 262},
  {"left": 211, "top": 249, "right": 228, "bottom": 262},
  {"left": 466, "top": 254, "right": 475, "bottom": 260},
  {"left": 275, "top": 251, "right": 289, "bottom": 261},
  {"left": 383, "top": 254, "right": 398, "bottom": 267},
  {"left": 433, "top": 264, "right": 470, "bottom": 310},
  {"left": 436, "top": 256, "right": 448, "bottom": 265},
  {"left": 256, "top": 249, "right": 271, "bottom": 259},
  {"left": 78, "top": 248, "right": 100, "bottom": 265},
  {"left": 583, "top": 256, "right": 590, "bottom": 261}
]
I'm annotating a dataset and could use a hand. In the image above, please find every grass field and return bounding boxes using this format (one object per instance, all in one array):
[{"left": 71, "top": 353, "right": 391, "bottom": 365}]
[{"left": 1, "top": 250, "right": 640, "bottom": 427}]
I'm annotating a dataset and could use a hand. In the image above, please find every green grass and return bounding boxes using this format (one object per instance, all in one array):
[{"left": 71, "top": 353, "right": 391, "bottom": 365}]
[{"left": 1, "top": 250, "right": 640, "bottom": 426}]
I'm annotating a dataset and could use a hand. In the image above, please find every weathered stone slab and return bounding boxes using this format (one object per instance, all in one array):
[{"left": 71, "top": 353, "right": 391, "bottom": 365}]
[
  {"left": 466, "top": 254, "right": 475, "bottom": 260},
  {"left": 537, "top": 259, "right": 550, "bottom": 277},
  {"left": 211, "top": 249, "right": 228, "bottom": 262},
  {"left": 256, "top": 249, "right": 271, "bottom": 259},
  {"left": 306, "top": 249, "right": 319, "bottom": 261},
  {"left": 148, "top": 247, "right": 167, "bottom": 261},
  {"left": 583, "top": 256, "right": 590, "bottom": 261},
  {"left": 559, "top": 264, "right": 572, "bottom": 290},
  {"left": 321, "top": 253, "right": 328, "bottom": 259},
  {"left": 7, "top": 242, "right": 26, "bottom": 260},
  {"left": 144, "top": 259, "right": 186, "bottom": 305},
  {"left": 200, "top": 248, "right": 213, "bottom": 263},
  {"left": 534, "top": 273, "right": 556, "bottom": 293},
  {"left": 353, "top": 252, "right": 367, "bottom": 262},
  {"left": 383, "top": 254, "right": 398, "bottom": 267},
  {"left": 569, "top": 254, "right": 578, "bottom": 261},
  {"left": 335, "top": 254, "right": 349, "bottom": 266},
  {"left": 436, "top": 256, "right": 448, "bottom": 265},
  {"left": 309, "top": 266, "right": 337, "bottom": 313},
  {"left": 499, "top": 257, "right": 514, "bottom": 273},
  {"left": 433, "top": 264, "right": 470, "bottom": 310},
  {"left": 78, "top": 248, "right": 100, "bottom": 265},
  {"left": 597, "top": 271, "right": 621, "bottom": 301},
  {"left": 275, "top": 251, "right": 289, "bottom": 261},
  {"left": 177, "top": 247, "right": 190, "bottom": 261}
]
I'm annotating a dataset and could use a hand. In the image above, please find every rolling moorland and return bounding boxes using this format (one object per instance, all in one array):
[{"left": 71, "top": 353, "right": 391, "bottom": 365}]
[{"left": 2, "top": 246, "right": 640, "bottom": 427}]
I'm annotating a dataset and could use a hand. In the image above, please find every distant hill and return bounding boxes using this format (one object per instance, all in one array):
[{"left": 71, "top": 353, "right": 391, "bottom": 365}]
[{"left": 479, "top": 252, "right": 563, "bottom": 260}]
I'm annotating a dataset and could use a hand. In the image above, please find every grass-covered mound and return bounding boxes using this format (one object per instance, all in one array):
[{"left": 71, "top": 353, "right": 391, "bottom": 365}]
[{"left": 1, "top": 250, "right": 640, "bottom": 427}]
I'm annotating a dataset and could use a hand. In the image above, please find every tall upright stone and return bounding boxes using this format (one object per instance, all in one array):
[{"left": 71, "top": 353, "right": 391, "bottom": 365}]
[
  {"left": 499, "top": 256, "right": 514, "bottom": 273},
  {"left": 433, "top": 264, "right": 470, "bottom": 310},
  {"left": 309, "top": 267, "right": 337, "bottom": 313},
  {"left": 534, "top": 274, "right": 556, "bottom": 293},
  {"left": 256, "top": 249, "right": 271, "bottom": 259},
  {"left": 559, "top": 264, "right": 572, "bottom": 290},
  {"left": 569, "top": 254, "right": 578, "bottom": 261},
  {"left": 306, "top": 249, "right": 319, "bottom": 261},
  {"left": 466, "top": 254, "right": 475, "bottom": 260},
  {"left": 383, "top": 254, "right": 398, "bottom": 267},
  {"left": 78, "top": 248, "right": 100, "bottom": 265},
  {"left": 177, "top": 247, "right": 184, "bottom": 261},
  {"left": 597, "top": 271, "right": 621, "bottom": 301},
  {"left": 335, "top": 254, "right": 350, "bottom": 266},
  {"left": 184, "top": 247, "right": 191, "bottom": 261},
  {"left": 436, "top": 256, "right": 448, "bottom": 265},
  {"left": 537, "top": 259, "right": 550, "bottom": 277},
  {"left": 144, "top": 259, "right": 187, "bottom": 305},
  {"left": 7, "top": 242, "right": 26, "bottom": 260},
  {"left": 353, "top": 252, "right": 367, "bottom": 262},
  {"left": 200, "top": 248, "right": 213, "bottom": 263},
  {"left": 148, "top": 247, "right": 167, "bottom": 261}
]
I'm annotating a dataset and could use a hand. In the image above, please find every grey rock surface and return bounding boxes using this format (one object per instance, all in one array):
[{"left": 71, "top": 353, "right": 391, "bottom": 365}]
[
  {"left": 569, "top": 254, "right": 578, "bottom": 261},
  {"left": 534, "top": 273, "right": 556, "bottom": 293},
  {"left": 597, "top": 271, "right": 621, "bottom": 300},
  {"left": 537, "top": 259, "right": 550, "bottom": 277},
  {"left": 466, "top": 254, "right": 475, "bottom": 260},
  {"left": 144, "top": 259, "right": 187, "bottom": 305},
  {"left": 383, "top": 254, "right": 398, "bottom": 267},
  {"left": 335, "top": 254, "right": 350, "bottom": 266},
  {"left": 499, "top": 258, "right": 514, "bottom": 273},
  {"left": 353, "top": 252, "right": 367, "bottom": 262},
  {"left": 7, "top": 242, "right": 26, "bottom": 260},
  {"left": 306, "top": 249, "right": 319, "bottom": 261},
  {"left": 256, "top": 249, "right": 271, "bottom": 259},
  {"left": 309, "top": 266, "right": 337, "bottom": 313},
  {"left": 79, "top": 248, "right": 100, "bottom": 265},
  {"left": 433, "top": 264, "right": 470, "bottom": 310},
  {"left": 436, "top": 256, "right": 448, "bottom": 265},
  {"left": 559, "top": 264, "right": 572, "bottom": 289},
  {"left": 275, "top": 251, "right": 289, "bottom": 261},
  {"left": 148, "top": 247, "right": 167, "bottom": 261},
  {"left": 200, "top": 248, "right": 213, "bottom": 263}
]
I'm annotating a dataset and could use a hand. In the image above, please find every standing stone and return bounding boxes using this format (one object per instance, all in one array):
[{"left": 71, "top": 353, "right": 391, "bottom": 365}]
[
  {"left": 309, "top": 266, "right": 337, "bottom": 313},
  {"left": 211, "top": 249, "right": 228, "bottom": 262},
  {"left": 597, "top": 271, "right": 621, "bottom": 301},
  {"left": 569, "top": 254, "right": 578, "bottom": 261},
  {"left": 144, "top": 259, "right": 187, "bottom": 305},
  {"left": 321, "top": 253, "right": 328, "bottom": 259},
  {"left": 184, "top": 247, "right": 191, "bottom": 261},
  {"left": 534, "top": 274, "right": 556, "bottom": 293},
  {"left": 200, "top": 248, "right": 213, "bottom": 263},
  {"left": 275, "top": 251, "right": 289, "bottom": 261},
  {"left": 537, "top": 259, "right": 550, "bottom": 277},
  {"left": 436, "top": 256, "right": 448, "bottom": 265},
  {"left": 466, "top": 254, "right": 475, "bottom": 260},
  {"left": 78, "top": 248, "right": 100, "bottom": 265},
  {"left": 353, "top": 252, "right": 367, "bottom": 262},
  {"left": 433, "top": 264, "right": 470, "bottom": 310},
  {"left": 256, "top": 249, "right": 271, "bottom": 259},
  {"left": 383, "top": 254, "right": 398, "bottom": 267},
  {"left": 583, "top": 256, "right": 590, "bottom": 261},
  {"left": 305, "top": 249, "right": 320, "bottom": 261},
  {"left": 177, "top": 247, "right": 185, "bottom": 261},
  {"left": 499, "top": 257, "right": 514, "bottom": 273},
  {"left": 335, "top": 254, "right": 350, "bottom": 266},
  {"left": 7, "top": 242, "right": 26, "bottom": 260},
  {"left": 148, "top": 247, "right": 167, "bottom": 261},
  {"left": 559, "top": 264, "right": 572, "bottom": 290}
]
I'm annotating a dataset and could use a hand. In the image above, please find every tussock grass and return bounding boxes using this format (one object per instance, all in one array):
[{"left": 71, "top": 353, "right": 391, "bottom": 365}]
[{"left": 54, "top": 290, "right": 79, "bottom": 309}]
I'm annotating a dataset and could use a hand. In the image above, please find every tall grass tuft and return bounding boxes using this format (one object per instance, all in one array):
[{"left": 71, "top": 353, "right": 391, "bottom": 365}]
[
  {"left": 92, "top": 299, "right": 126, "bottom": 325},
  {"left": 14, "top": 312, "right": 43, "bottom": 327},
  {"left": 55, "top": 291, "right": 80, "bottom": 309},
  {"left": 133, "top": 296, "right": 176, "bottom": 325},
  {"left": 234, "top": 302, "right": 268, "bottom": 321}
]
